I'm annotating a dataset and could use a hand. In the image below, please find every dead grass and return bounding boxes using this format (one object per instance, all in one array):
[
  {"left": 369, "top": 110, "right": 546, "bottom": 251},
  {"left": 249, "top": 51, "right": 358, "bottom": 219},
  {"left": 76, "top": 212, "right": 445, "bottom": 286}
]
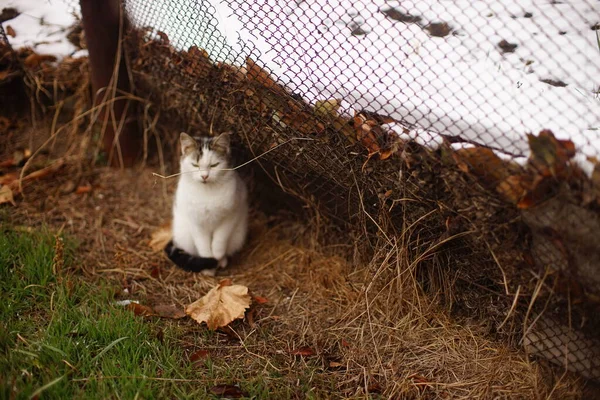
[
  {"left": 1, "top": 31, "right": 595, "bottom": 398},
  {"left": 2, "top": 137, "right": 585, "bottom": 398}
]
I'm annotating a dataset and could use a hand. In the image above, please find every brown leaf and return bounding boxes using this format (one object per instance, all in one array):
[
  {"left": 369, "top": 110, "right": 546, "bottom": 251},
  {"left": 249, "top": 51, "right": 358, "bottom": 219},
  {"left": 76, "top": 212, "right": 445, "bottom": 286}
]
[
  {"left": 246, "top": 57, "right": 287, "bottom": 95},
  {"left": 0, "top": 172, "right": 17, "bottom": 185},
  {"left": 496, "top": 175, "right": 528, "bottom": 204},
  {"left": 210, "top": 384, "right": 247, "bottom": 398},
  {"left": 289, "top": 346, "right": 315, "bottom": 356},
  {"left": 24, "top": 53, "right": 57, "bottom": 68},
  {"left": 149, "top": 223, "right": 172, "bottom": 252},
  {"left": 75, "top": 185, "right": 92, "bottom": 194},
  {"left": 153, "top": 304, "right": 186, "bottom": 319},
  {"left": 252, "top": 295, "right": 268, "bottom": 305},
  {"left": 452, "top": 147, "right": 511, "bottom": 185},
  {"left": 185, "top": 279, "right": 251, "bottom": 330},
  {"left": 527, "top": 129, "right": 575, "bottom": 178},
  {"left": 517, "top": 176, "right": 555, "bottom": 209},
  {"left": 156, "top": 31, "right": 169, "bottom": 45},
  {"left": 0, "top": 186, "right": 16, "bottom": 206},
  {"left": 5, "top": 25, "right": 16, "bottom": 38},
  {"left": 190, "top": 349, "right": 210, "bottom": 364},
  {"left": 128, "top": 303, "right": 156, "bottom": 317}
]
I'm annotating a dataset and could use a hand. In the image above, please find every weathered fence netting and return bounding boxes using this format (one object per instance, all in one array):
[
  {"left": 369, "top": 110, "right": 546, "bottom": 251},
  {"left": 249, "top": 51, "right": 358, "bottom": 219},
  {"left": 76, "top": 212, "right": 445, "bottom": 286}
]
[{"left": 118, "top": 0, "right": 600, "bottom": 385}]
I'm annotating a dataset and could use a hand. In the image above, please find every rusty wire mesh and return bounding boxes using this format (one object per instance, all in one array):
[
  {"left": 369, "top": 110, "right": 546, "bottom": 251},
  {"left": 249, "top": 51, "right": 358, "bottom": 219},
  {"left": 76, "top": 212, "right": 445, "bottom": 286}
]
[{"left": 56, "top": 0, "right": 600, "bottom": 387}]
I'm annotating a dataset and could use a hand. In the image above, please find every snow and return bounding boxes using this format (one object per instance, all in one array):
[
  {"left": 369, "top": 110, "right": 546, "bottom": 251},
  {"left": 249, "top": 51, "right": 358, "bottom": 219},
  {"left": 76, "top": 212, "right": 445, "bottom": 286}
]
[
  {"left": 4, "top": 0, "right": 599, "bottom": 173},
  {"left": 127, "top": 0, "right": 600, "bottom": 173},
  {"left": 1, "top": 0, "right": 79, "bottom": 59}
]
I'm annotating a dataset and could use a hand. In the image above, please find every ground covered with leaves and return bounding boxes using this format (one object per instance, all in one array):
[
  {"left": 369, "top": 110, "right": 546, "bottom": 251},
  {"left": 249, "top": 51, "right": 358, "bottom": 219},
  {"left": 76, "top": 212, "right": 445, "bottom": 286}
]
[{"left": 0, "top": 117, "right": 590, "bottom": 399}]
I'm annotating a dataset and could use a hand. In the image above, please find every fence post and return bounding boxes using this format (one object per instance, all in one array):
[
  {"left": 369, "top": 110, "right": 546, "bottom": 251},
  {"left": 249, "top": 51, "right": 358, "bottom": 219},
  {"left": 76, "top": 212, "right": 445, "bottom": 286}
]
[{"left": 79, "top": 0, "right": 138, "bottom": 167}]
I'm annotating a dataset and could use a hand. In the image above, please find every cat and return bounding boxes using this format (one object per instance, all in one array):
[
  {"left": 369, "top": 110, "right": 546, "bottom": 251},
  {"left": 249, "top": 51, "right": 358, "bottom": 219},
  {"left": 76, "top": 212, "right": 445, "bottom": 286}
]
[{"left": 165, "top": 132, "right": 249, "bottom": 276}]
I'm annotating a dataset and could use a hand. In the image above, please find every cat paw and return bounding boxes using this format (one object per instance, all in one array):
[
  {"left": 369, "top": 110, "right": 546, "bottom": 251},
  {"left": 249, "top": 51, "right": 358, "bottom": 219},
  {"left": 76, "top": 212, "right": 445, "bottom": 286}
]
[
  {"left": 200, "top": 268, "right": 217, "bottom": 277},
  {"left": 218, "top": 257, "right": 228, "bottom": 269}
]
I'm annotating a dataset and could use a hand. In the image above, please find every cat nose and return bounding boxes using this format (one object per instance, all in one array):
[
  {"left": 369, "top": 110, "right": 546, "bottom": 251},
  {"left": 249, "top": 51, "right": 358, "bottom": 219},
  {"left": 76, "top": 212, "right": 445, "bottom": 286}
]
[{"left": 201, "top": 173, "right": 209, "bottom": 181}]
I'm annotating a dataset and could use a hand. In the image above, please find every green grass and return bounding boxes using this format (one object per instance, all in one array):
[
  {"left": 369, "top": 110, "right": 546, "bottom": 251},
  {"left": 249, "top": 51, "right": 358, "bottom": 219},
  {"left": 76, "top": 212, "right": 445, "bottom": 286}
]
[
  {"left": 0, "top": 227, "right": 214, "bottom": 399},
  {"left": 0, "top": 225, "right": 333, "bottom": 399}
]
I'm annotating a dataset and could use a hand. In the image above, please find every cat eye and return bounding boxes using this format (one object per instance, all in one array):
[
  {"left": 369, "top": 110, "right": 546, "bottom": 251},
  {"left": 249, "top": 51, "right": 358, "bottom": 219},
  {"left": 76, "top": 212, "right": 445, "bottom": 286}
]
[
  {"left": 210, "top": 163, "right": 220, "bottom": 168},
  {"left": 191, "top": 163, "right": 199, "bottom": 168}
]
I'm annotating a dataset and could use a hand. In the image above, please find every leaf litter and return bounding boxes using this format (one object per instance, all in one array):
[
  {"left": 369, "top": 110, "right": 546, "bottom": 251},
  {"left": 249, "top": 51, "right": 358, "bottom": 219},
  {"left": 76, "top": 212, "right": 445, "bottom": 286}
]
[{"left": 185, "top": 279, "right": 252, "bottom": 330}]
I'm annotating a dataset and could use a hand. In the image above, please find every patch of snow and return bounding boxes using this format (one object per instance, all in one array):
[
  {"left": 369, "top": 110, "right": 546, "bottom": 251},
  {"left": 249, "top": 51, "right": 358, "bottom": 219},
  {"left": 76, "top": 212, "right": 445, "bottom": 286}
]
[
  {"left": 71, "top": 48, "right": 88, "bottom": 58},
  {"left": 1, "top": 0, "right": 80, "bottom": 60},
  {"left": 126, "top": 0, "right": 600, "bottom": 173}
]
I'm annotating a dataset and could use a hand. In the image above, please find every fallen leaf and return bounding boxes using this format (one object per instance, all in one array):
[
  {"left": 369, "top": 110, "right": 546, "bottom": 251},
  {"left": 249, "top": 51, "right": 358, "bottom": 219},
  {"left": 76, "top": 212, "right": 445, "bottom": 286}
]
[
  {"left": 0, "top": 185, "right": 16, "bottom": 206},
  {"left": 0, "top": 172, "right": 17, "bottom": 185},
  {"left": 426, "top": 22, "right": 452, "bottom": 37},
  {"left": 5, "top": 25, "right": 16, "bottom": 38},
  {"left": 190, "top": 349, "right": 210, "bottom": 364},
  {"left": 527, "top": 129, "right": 575, "bottom": 178},
  {"left": 156, "top": 31, "right": 169, "bottom": 45},
  {"left": 329, "top": 361, "right": 344, "bottom": 368},
  {"left": 496, "top": 175, "right": 528, "bottom": 204},
  {"left": 24, "top": 53, "right": 57, "bottom": 68},
  {"left": 128, "top": 303, "right": 156, "bottom": 317},
  {"left": 210, "top": 384, "right": 247, "bottom": 398},
  {"left": 75, "top": 185, "right": 92, "bottom": 194},
  {"left": 382, "top": 8, "right": 422, "bottom": 23},
  {"left": 185, "top": 279, "right": 251, "bottom": 330},
  {"left": 252, "top": 295, "right": 268, "bottom": 304},
  {"left": 498, "top": 39, "right": 518, "bottom": 53},
  {"left": 314, "top": 99, "right": 341, "bottom": 119},
  {"left": 289, "top": 346, "right": 315, "bottom": 356},
  {"left": 246, "top": 57, "right": 287, "bottom": 95},
  {"left": 341, "top": 339, "right": 350, "bottom": 348},
  {"left": 517, "top": 176, "right": 556, "bottom": 209},
  {"left": 153, "top": 304, "right": 186, "bottom": 319},
  {"left": 452, "top": 147, "right": 511, "bottom": 185},
  {"left": 149, "top": 222, "right": 172, "bottom": 252}
]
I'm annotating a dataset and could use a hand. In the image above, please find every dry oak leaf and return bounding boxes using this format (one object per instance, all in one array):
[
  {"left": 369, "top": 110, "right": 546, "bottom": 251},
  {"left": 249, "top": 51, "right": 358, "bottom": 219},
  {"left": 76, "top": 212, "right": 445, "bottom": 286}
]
[
  {"left": 185, "top": 279, "right": 251, "bottom": 330},
  {"left": 0, "top": 185, "right": 16, "bottom": 206},
  {"left": 149, "top": 222, "right": 172, "bottom": 252}
]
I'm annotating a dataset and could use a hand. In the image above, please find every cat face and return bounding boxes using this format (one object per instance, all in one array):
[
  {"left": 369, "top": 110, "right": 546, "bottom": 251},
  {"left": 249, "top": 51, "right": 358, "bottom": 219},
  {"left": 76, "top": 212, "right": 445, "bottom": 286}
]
[{"left": 179, "top": 132, "right": 231, "bottom": 184}]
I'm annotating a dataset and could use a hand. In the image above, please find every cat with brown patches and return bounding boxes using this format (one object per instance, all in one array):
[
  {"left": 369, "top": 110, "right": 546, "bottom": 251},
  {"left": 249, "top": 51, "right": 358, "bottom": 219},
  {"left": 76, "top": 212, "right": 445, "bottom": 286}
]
[{"left": 165, "top": 132, "right": 249, "bottom": 275}]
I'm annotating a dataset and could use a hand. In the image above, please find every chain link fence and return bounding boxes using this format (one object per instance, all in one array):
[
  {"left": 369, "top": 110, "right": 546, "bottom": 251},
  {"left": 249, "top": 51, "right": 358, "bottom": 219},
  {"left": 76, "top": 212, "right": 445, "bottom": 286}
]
[{"left": 121, "top": 0, "right": 600, "bottom": 386}]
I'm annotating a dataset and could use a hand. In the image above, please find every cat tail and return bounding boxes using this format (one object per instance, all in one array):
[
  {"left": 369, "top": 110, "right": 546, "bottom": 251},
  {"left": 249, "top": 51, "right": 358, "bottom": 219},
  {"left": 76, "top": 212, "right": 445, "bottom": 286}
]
[{"left": 164, "top": 240, "right": 219, "bottom": 272}]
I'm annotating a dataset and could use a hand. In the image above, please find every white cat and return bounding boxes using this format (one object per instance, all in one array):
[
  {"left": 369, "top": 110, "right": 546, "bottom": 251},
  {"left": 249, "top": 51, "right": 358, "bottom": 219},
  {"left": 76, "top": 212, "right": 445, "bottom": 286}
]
[{"left": 165, "top": 132, "right": 249, "bottom": 276}]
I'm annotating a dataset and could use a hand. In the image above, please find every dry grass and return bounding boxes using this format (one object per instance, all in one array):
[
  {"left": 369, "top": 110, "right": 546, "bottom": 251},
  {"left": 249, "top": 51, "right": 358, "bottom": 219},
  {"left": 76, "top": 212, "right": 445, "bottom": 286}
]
[
  {"left": 1, "top": 27, "right": 596, "bottom": 398},
  {"left": 3, "top": 144, "right": 585, "bottom": 398}
]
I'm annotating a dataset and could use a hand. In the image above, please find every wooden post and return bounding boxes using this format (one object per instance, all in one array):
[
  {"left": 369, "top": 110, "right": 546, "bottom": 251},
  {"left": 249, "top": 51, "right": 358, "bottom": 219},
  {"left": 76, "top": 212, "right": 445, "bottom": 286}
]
[{"left": 79, "top": 0, "right": 138, "bottom": 167}]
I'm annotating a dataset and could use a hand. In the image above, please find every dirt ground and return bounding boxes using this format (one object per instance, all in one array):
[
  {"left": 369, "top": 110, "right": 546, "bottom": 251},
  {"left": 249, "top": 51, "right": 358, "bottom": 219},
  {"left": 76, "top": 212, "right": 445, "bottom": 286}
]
[{"left": 2, "top": 114, "right": 594, "bottom": 399}]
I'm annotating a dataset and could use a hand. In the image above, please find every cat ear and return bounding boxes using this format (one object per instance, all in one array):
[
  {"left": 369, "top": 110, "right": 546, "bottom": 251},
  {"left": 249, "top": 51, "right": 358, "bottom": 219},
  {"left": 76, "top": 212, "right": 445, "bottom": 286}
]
[
  {"left": 212, "top": 131, "right": 231, "bottom": 154},
  {"left": 180, "top": 132, "right": 197, "bottom": 155}
]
